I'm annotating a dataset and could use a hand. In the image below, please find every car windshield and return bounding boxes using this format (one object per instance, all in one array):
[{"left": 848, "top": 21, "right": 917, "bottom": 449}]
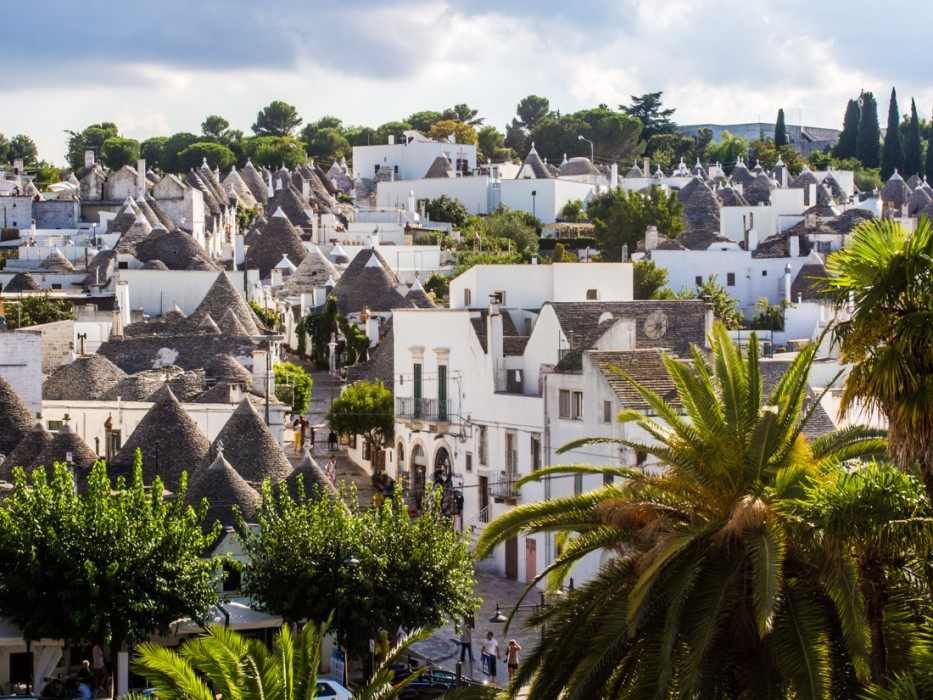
[{"left": 315, "top": 682, "right": 336, "bottom": 697}]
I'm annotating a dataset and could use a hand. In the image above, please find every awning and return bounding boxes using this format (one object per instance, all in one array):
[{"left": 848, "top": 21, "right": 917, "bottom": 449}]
[{"left": 172, "top": 602, "right": 283, "bottom": 635}]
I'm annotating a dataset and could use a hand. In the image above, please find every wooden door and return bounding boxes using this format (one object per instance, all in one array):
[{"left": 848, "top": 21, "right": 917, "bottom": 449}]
[
  {"left": 505, "top": 536, "right": 518, "bottom": 579},
  {"left": 525, "top": 537, "right": 537, "bottom": 581},
  {"left": 478, "top": 475, "right": 489, "bottom": 522}
]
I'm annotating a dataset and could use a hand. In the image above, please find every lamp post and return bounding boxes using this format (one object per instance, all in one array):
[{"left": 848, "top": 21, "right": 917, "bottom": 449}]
[
  {"left": 577, "top": 134, "right": 594, "bottom": 162},
  {"left": 333, "top": 548, "right": 360, "bottom": 687},
  {"left": 530, "top": 190, "right": 536, "bottom": 220}
]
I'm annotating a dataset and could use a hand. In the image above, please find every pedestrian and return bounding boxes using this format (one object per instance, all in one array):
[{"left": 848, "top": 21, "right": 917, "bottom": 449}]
[
  {"left": 326, "top": 456, "right": 337, "bottom": 483},
  {"left": 506, "top": 639, "right": 522, "bottom": 680},
  {"left": 299, "top": 416, "right": 309, "bottom": 450},
  {"left": 459, "top": 619, "right": 474, "bottom": 663},
  {"left": 328, "top": 429, "right": 338, "bottom": 451},
  {"left": 480, "top": 631, "right": 499, "bottom": 680},
  {"left": 308, "top": 424, "right": 316, "bottom": 450},
  {"left": 92, "top": 643, "right": 107, "bottom": 693},
  {"left": 292, "top": 416, "right": 303, "bottom": 455}
]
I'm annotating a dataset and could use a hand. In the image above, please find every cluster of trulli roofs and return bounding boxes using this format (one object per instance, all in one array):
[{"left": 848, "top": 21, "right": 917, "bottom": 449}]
[{"left": 0, "top": 130, "right": 922, "bottom": 593}]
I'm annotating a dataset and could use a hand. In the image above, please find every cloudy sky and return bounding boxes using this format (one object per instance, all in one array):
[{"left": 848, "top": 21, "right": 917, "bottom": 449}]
[{"left": 3, "top": 0, "right": 931, "bottom": 164}]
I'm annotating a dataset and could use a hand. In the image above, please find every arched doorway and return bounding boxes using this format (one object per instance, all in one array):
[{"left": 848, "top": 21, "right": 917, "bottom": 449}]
[
  {"left": 433, "top": 446, "right": 452, "bottom": 486},
  {"left": 410, "top": 443, "right": 426, "bottom": 505}
]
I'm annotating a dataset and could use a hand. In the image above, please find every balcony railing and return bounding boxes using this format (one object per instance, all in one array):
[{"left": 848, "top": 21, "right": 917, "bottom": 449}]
[
  {"left": 490, "top": 471, "right": 521, "bottom": 502},
  {"left": 395, "top": 397, "right": 452, "bottom": 422}
]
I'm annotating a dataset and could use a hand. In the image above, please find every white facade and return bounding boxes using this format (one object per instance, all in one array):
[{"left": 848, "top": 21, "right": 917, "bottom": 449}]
[
  {"left": 450, "top": 263, "right": 633, "bottom": 311},
  {"left": 121, "top": 269, "right": 260, "bottom": 317},
  {"left": 352, "top": 136, "right": 477, "bottom": 181},
  {"left": 0, "top": 330, "right": 43, "bottom": 417}
]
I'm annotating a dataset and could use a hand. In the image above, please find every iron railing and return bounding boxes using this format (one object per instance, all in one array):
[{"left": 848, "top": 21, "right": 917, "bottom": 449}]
[
  {"left": 395, "top": 397, "right": 453, "bottom": 422},
  {"left": 490, "top": 472, "right": 521, "bottom": 501}
]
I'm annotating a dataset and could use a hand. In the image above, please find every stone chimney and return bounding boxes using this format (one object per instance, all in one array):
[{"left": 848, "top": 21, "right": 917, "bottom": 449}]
[
  {"left": 366, "top": 315, "right": 380, "bottom": 347},
  {"left": 270, "top": 268, "right": 284, "bottom": 288},
  {"left": 784, "top": 263, "right": 792, "bottom": 304},
  {"left": 487, "top": 300, "right": 505, "bottom": 391},
  {"left": 644, "top": 225, "right": 659, "bottom": 251},
  {"left": 300, "top": 292, "right": 313, "bottom": 317},
  {"left": 789, "top": 235, "right": 800, "bottom": 258},
  {"left": 136, "top": 159, "right": 147, "bottom": 197},
  {"left": 251, "top": 349, "right": 270, "bottom": 395},
  {"left": 610, "top": 163, "right": 618, "bottom": 189},
  {"left": 806, "top": 183, "right": 816, "bottom": 207},
  {"left": 388, "top": 134, "right": 395, "bottom": 145},
  {"left": 84, "top": 150, "right": 95, "bottom": 168},
  {"left": 312, "top": 286, "right": 327, "bottom": 308},
  {"left": 643, "top": 157, "right": 650, "bottom": 176},
  {"left": 13, "top": 159, "right": 24, "bottom": 177}
]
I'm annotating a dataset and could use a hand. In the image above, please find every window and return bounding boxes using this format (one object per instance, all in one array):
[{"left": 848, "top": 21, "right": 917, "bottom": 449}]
[
  {"left": 530, "top": 434, "right": 541, "bottom": 471},
  {"left": 478, "top": 426, "right": 488, "bottom": 466},
  {"left": 603, "top": 400, "right": 612, "bottom": 423},
  {"left": 726, "top": 272, "right": 736, "bottom": 287},
  {"left": 762, "top": 270, "right": 768, "bottom": 277},
  {"left": 572, "top": 391, "right": 584, "bottom": 421},
  {"left": 47, "top": 419, "right": 64, "bottom": 432},
  {"left": 492, "top": 290, "right": 506, "bottom": 305},
  {"left": 51, "top": 283, "right": 62, "bottom": 290},
  {"left": 222, "top": 562, "right": 241, "bottom": 593},
  {"left": 464, "top": 288, "right": 472, "bottom": 306},
  {"left": 413, "top": 363, "right": 422, "bottom": 417},
  {"left": 393, "top": 165, "right": 399, "bottom": 175},
  {"left": 118, "top": 261, "right": 129, "bottom": 270},
  {"left": 505, "top": 432, "right": 518, "bottom": 475},
  {"left": 603, "top": 472, "right": 615, "bottom": 486},
  {"left": 695, "top": 275, "right": 703, "bottom": 286},
  {"left": 437, "top": 365, "right": 448, "bottom": 421},
  {"left": 817, "top": 240, "right": 832, "bottom": 253},
  {"left": 559, "top": 390, "right": 571, "bottom": 419},
  {"left": 466, "top": 451, "right": 473, "bottom": 473},
  {"left": 585, "top": 288, "right": 598, "bottom": 300},
  {"left": 636, "top": 449, "right": 648, "bottom": 467}
]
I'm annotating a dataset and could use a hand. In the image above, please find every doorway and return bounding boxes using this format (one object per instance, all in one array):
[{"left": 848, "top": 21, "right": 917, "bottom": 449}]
[
  {"left": 505, "top": 537, "right": 518, "bottom": 579},
  {"left": 525, "top": 537, "right": 537, "bottom": 581}
]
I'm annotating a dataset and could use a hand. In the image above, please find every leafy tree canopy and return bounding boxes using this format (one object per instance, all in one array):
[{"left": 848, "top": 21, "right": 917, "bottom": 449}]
[
  {"left": 201, "top": 114, "right": 230, "bottom": 140},
  {"left": 327, "top": 380, "right": 394, "bottom": 450},
  {"left": 442, "top": 103, "right": 484, "bottom": 126},
  {"left": 66, "top": 123, "right": 119, "bottom": 170},
  {"left": 587, "top": 185, "right": 684, "bottom": 261},
  {"left": 252, "top": 100, "right": 302, "bottom": 137},
  {"left": 274, "top": 361, "right": 314, "bottom": 414},
  {"left": 476, "top": 125, "right": 508, "bottom": 163},
  {"left": 632, "top": 258, "right": 668, "bottom": 299},
  {"left": 100, "top": 136, "right": 140, "bottom": 170},
  {"left": 516, "top": 95, "right": 551, "bottom": 130},
  {"left": 160, "top": 132, "right": 200, "bottom": 173},
  {"left": 3, "top": 294, "right": 73, "bottom": 330},
  {"left": 428, "top": 119, "right": 477, "bottom": 145},
  {"left": 9, "top": 135, "right": 38, "bottom": 164},
  {"left": 704, "top": 130, "right": 749, "bottom": 172},
  {"left": 621, "top": 91, "right": 676, "bottom": 141},
  {"left": 140, "top": 136, "right": 169, "bottom": 171},
  {"left": 177, "top": 141, "right": 235, "bottom": 171},
  {"left": 241, "top": 135, "right": 306, "bottom": 169},
  {"left": 406, "top": 110, "right": 444, "bottom": 132},
  {"left": 425, "top": 195, "right": 469, "bottom": 227},
  {"left": 0, "top": 458, "right": 220, "bottom": 654}
]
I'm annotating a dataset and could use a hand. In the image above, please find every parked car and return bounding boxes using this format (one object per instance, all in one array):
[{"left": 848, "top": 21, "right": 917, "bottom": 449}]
[
  {"left": 396, "top": 667, "right": 487, "bottom": 699},
  {"left": 315, "top": 679, "right": 352, "bottom": 700}
]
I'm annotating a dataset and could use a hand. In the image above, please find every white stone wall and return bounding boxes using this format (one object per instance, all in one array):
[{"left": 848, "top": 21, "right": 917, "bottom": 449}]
[{"left": 0, "top": 331, "right": 43, "bottom": 417}]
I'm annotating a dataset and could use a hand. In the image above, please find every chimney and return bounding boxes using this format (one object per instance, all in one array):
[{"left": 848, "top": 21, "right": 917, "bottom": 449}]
[
  {"left": 84, "top": 150, "right": 95, "bottom": 168},
  {"left": 300, "top": 292, "right": 313, "bottom": 317},
  {"left": 789, "top": 235, "right": 800, "bottom": 258},
  {"left": 366, "top": 315, "right": 380, "bottom": 347},
  {"left": 13, "top": 159, "right": 24, "bottom": 177},
  {"left": 747, "top": 227, "right": 758, "bottom": 251},
  {"left": 116, "top": 280, "right": 130, "bottom": 329},
  {"left": 270, "top": 268, "right": 283, "bottom": 288},
  {"left": 266, "top": 172, "right": 274, "bottom": 198},
  {"left": 644, "top": 225, "right": 659, "bottom": 251},
  {"left": 388, "top": 134, "right": 395, "bottom": 145},
  {"left": 610, "top": 163, "right": 619, "bottom": 189},
  {"left": 806, "top": 183, "right": 816, "bottom": 207},
  {"left": 312, "top": 285, "right": 327, "bottom": 308},
  {"left": 784, "top": 263, "right": 792, "bottom": 304},
  {"left": 487, "top": 300, "right": 505, "bottom": 391},
  {"left": 136, "top": 159, "right": 147, "bottom": 197},
  {"left": 407, "top": 189, "right": 416, "bottom": 214},
  {"left": 252, "top": 349, "right": 270, "bottom": 395}
]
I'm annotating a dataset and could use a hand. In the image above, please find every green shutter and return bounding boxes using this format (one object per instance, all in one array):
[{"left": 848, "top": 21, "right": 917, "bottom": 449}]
[
  {"left": 438, "top": 365, "right": 447, "bottom": 420},
  {"left": 413, "top": 364, "right": 422, "bottom": 417}
]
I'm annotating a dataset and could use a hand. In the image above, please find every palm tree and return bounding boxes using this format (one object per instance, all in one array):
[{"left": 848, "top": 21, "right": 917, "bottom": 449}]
[
  {"left": 823, "top": 217, "right": 933, "bottom": 497},
  {"left": 133, "top": 620, "right": 427, "bottom": 700},
  {"left": 476, "top": 324, "right": 886, "bottom": 698}
]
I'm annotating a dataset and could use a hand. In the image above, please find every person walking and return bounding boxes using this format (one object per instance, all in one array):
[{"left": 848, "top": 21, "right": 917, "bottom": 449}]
[
  {"left": 299, "top": 416, "right": 309, "bottom": 452},
  {"left": 480, "top": 631, "right": 499, "bottom": 681},
  {"left": 328, "top": 429, "right": 338, "bottom": 451},
  {"left": 292, "top": 416, "right": 303, "bottom": 455},
  {"left": 459, "top": 620, "right": 474, "bottom": 664},
  {"left": 506, "top": 639, "right": 522, "bottom": 680},
  {"left": 308, "top": 423, "right": 316, "bottom": 451},
  {"left": 92, "top": 643, "right": 107, "bottom": 694},
  {"left": 326, "top": 455, "right": 338, "bottom": 483}
]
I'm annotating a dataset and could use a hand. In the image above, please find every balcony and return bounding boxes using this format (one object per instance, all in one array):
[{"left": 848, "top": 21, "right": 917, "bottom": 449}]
[
  {"left": 395, "top": 397, "right": 453, "bottom": 422},
  {"left": 491, "top": 471, "right": 521, "bottom": 503}
]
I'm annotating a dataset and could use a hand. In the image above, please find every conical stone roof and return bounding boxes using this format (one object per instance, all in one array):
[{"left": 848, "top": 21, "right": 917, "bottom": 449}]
[
  {"left": 281, "top": 244, "right": 340, "bottom": 296},
  {"left": 265, "top": 185, "right": 314, "bottom": 229},
  {"left": 135, "top": 197, "right": 162, "bottom": 229},
  {"left": 43, "top": 354, "right": 127, "bottom": 401},
  {"left": 136, "top": 228, "right": 219, "bottom": 271},
  {"left": 39, "top": 248, "right": 76, "bottom": 272},
  {"left": 0, "top": 421, "right": 51, "bottom": 481},
  {"left": 145, "top": 195, "right": 176, "bottom": 230},
  {"left": 881, "top": 171, "right": 912, "bottom": 209},
  {"left": 188, "top": 448, "right": 260, "bottom": 528},
  {"left": 222, "top": 166, "right": 258, "bottom": 209},
  {"left": 284, "top": 448, "right": 337, "bottom": 500},
  {"left": 730, "top": 160, "right": 754, "bottom": 188},
  {"left": 204, "top": 398, "right": 293, "bottom": 484},
  {"left": 405, "top": 277, "right": 436, "bottom": 309},
  {"left": 189, "top": 272, "right": 260, "bottom": 336},
  {"left": 332, "top": 248, "right": 407, "bottom": 314},
  {"left": 196, "top": 313, "right": 221, "bottom": 334},
  {"left": 0, "top": 376, "right": 33, "bottom": 455},
  {"left": 745, "top": 173, "right": 775, "bottom": 206},
  {"left": 3, "top": 272, "right": 40, "bottom": 293},
  {"left": 29, "top": 424, "right": 98, "bottom": 484},
  {"left": 110, "top": 385, "right": 210, "bottom": 487},
  {"left": 115, "top": 215, "right": 154, "bottom": 254},
  {"left": 790, "top": 168, "right": 819, "bottom": 189},
  {"left": 240, "top": 159, "right": 269, "bottom": 204},
  {"left": 217, "top": 307, "right": 251, "bottom": 337},
  {"left": 245, "top": 208, "right": 307, "bottom": 278},
  {"left": 206, "top": 353, "right": 252, "bottom": 385}
]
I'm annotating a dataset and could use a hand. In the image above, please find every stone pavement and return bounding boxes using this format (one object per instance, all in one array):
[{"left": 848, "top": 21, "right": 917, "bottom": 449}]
[{"left": 413, "top": 570, "right": 544, "bottom": 688}]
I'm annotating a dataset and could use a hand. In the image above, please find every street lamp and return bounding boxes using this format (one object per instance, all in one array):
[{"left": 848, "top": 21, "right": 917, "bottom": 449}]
[
  {"left": 530, "top": 190, "right": 537, "bottom": 220},
  {"left": 577, "top": 134, "right": 594, "bottom": 162}
]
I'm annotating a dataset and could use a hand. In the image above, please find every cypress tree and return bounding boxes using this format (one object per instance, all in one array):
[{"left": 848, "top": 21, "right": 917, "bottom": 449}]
[
  {"left": 835, "top": 99, "right": 860, "bottom": 159},
  {"left": 774, "top": 109, "right": 787, "bottom": 147},
  {"left": 880, "top": 87, "right": 904, "bottom": 179},
  {"left": 926, "top": 134, "right": 933, "bottom": 183},
  {"left": 904, "top": 99, "right": 923, "bottom": 178},
  {"left": 856, "top": 92, "right": 881, "bottom": 169}
]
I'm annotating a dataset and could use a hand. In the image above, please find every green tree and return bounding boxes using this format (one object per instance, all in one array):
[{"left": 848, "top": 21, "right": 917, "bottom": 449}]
[
  {"left": 477, "top": 125, "right": 506, "bottom": 162},
  {"left": 857, "top": 92, "right": 881, "bottom": 169},
  {"left": 304, "top": 127, "right": 351, "bottom": 164},
  {"left": 135, "top": 620, "right": 427, "bottom": 700},
  {"left": 621, "top": 91, "right": 676, "bottom": 141},
  {"left": 0, "top": 458, "right": 220, "bottom": 664},
  {"left": 632, "top": 258, "right": 668, "bottom": 299},
  {"left": 200, "top": 114, "right": 230, "bottom": 139},
  {"left": 442, "top": 103, "right": 484, "bottom": 126},
  {"left": 747, "top": 297, "right": 785, "bottom": 331},
  {"left": 406, "top": 110, "right": 443, "bottom": 132},
  {"left": 374, "top": 121, "right": 412, "bottom": 145},
  {"left": 704, "top": 130, "right": 749, "bottom": 171},
  {"left": 927, "top": 133, "right": 933, "bottom": 184},
  {"left": 476, "top": 324, "right": 886, "bottom": 698},
  {"left": 774, "top": 108, "right": 788, "bottom": 147},
  {"left": 423, "top": 273, "right": 449, "bottom": 302},
  {"left": 587, "top": 186, "right": 684, "bottom": 261},
  {"left": 140, "top": 136, "right": 169, "bottom": 171},
  {"left": 824, "top": 218, "right": 933, "bottom": 498},
  {"left": 66, "top": 123, "right": 119, "bottom": 170},
  {"left": 558, "top": 199, "right": 587, "bottom": 223},
  {"left": 161, "top": 132, "right": 200, "bottom": 173},
  {"left": 424, "top": 195, "right": 469, "bottom": 227},
  {"left": 252, "top": 100, "right": 302, "bottom": 136},
  {"left": 836, "top": 98, "right": 861, "bottom": 159},
  {"left": 9, "top": 134, "right": 38, "bottom": 164},
  {"left": 100, "top": 137, "right": 140, "bottom": 170},
  {"left": 881, "top": 87, "right": 904, "bottom": 180},
  {"left": 904, "top": 99, "right": 924, "bottom": 178},
  {"left": 465, "top": 207, "right": 539, "bottom": 255},
  {"left": 748, "top": 139, "right": 805, "bottom": 175},
  {"left": 697, "top": 275, "right": 743, "bottom": 329},
  {"left": 550, "top": 242, "right": 577, "bottom": 262},
  {"left": 177, "top": 142, "right": 235, "bottom": 171},
  {"left": 327, "top": 380, "right": 393, "bottom": 452},
  {"left": 3, "top": 294, "right": 73, "bottom": 330},
  {"left": 274, "top": 362, "right": 313, "bottom": 414},
  {"left": 344, "top": 125, "right": 377, "bottom": 147},
  {"left": 504, "top": 118, "right": 528, "bottom": 154},
  {"left": 237, "top": 487, "right": 476, "bottom": 654},
  {"left": 241, "top": 136, "right": 306, "bottom": 169},
  {"left": 0, "top": 133, "right": 10, "bottom": 163},
  {"left": 516, "top": 95, "right": 551, "bottom": 130}
]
